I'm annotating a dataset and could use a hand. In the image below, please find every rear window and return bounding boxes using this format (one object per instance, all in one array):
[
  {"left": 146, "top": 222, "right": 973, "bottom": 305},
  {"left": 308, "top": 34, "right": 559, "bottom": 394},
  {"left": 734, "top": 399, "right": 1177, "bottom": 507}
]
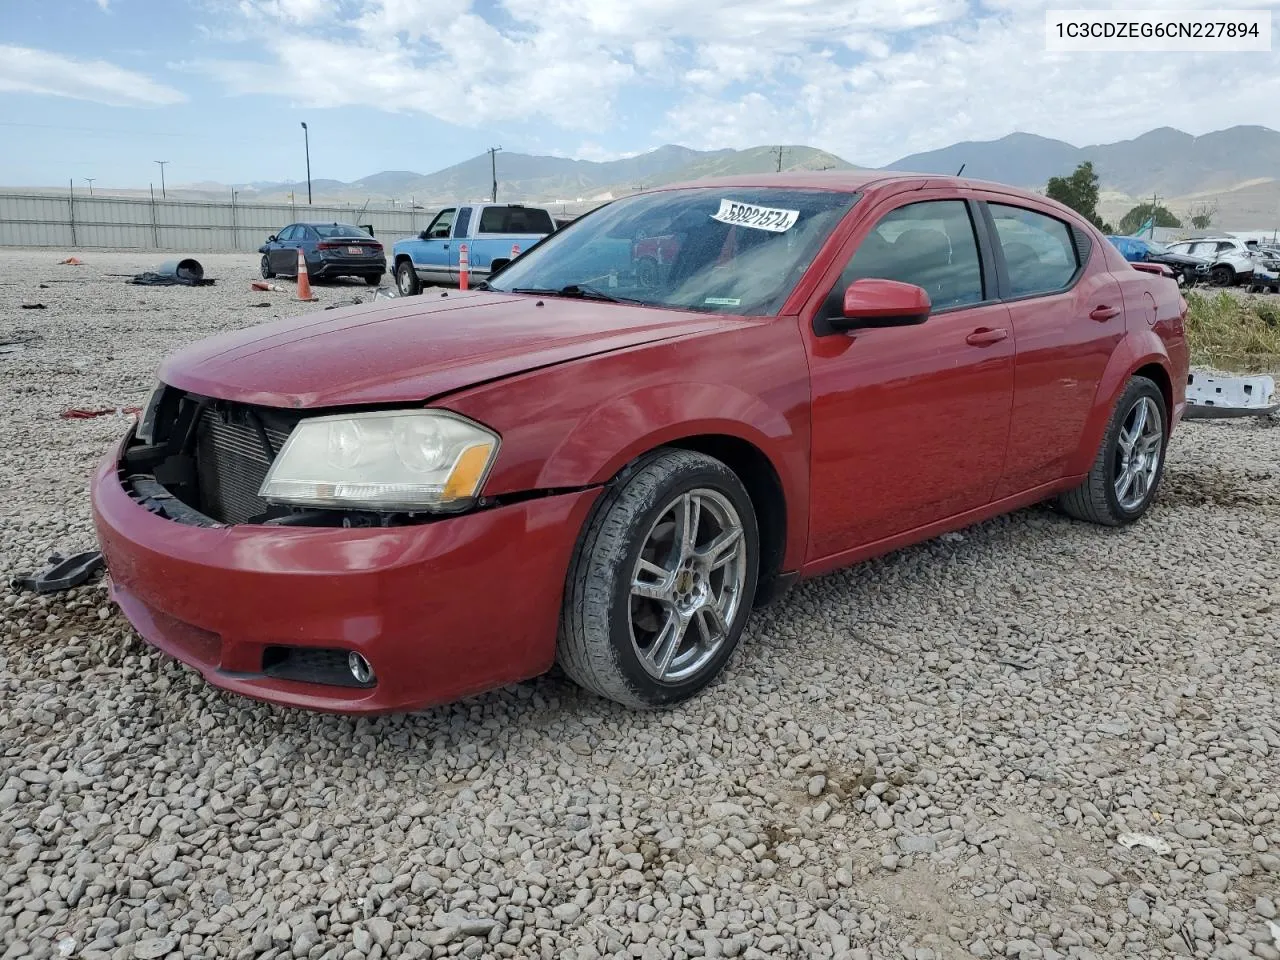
[
  {"left": 313, "top": 223, "right": 370, "bottom": 238},
  {"left": 477, "top": 206, "right": 554, "bottom": 235}
]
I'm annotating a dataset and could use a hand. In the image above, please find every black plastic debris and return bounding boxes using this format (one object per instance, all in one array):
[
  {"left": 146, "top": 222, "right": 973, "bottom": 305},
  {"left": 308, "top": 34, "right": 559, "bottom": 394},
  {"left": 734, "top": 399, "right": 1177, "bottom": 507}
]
[
  {"left": 128, "top": 258, "right": 215, "bottom": 286},
  {"left": 11, "top": 551, "right": 105, "bottom": 594},
  {"left": 21, "top": 302, "right": 46, "bottom": 309}
]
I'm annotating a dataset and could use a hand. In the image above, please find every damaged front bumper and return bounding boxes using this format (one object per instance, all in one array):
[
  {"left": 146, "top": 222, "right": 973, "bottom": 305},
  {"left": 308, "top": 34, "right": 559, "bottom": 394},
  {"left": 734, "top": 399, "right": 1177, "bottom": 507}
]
[{"left": 91, "top": 438, "right": 599, "bottom": 713}]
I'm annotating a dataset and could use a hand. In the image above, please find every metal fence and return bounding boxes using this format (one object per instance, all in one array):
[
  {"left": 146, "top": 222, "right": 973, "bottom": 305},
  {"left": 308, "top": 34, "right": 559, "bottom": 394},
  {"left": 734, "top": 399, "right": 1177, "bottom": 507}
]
[
  {"left": 0, "top": 191, "right": 602, "bottom": 251},
  {"left": 0, "top": 191, "right": 425, "bottom": 251}
]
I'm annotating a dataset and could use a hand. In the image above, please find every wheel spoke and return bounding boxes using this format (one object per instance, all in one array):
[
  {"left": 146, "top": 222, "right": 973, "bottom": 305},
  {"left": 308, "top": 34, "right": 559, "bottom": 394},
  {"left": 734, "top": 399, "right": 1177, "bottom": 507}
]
[
  {"left": 696, "top": 527, "right": 742, "bottom": 571},
  {"left": 631, "top": 578, "right": 669, "bottom": 602},
  {"left": 1115, "top": 462, "right": 1136, "bottom": 501},
  {"left": 647, "top": 610, "right": 686, "bottom": 677},
  {"left": 700, "top": 603, "right": 729, "bottom": 643},
  {"left": 673, "top": 493, "right": 702, "bottom": 560}
]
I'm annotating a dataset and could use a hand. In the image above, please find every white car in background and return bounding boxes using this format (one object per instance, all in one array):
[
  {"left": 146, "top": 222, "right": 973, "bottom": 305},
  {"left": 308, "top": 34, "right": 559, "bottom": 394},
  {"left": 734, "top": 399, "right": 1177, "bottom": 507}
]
[{"left": 1165, "top": 237, "right": 1256, "bottom": 287}]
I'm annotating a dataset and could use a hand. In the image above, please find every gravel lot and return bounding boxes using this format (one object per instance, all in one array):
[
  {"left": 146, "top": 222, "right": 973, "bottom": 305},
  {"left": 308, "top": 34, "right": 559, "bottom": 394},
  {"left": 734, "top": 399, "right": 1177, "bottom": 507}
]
[{"left": 2, "top": 249, "right": 1279, "bottom": 960}]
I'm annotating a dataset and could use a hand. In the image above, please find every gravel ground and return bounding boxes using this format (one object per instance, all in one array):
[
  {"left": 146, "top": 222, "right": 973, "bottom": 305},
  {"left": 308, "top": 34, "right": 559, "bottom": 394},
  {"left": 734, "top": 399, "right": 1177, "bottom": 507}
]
[{"left": 2, "top": 249, "right": 1279, "bottom": 960}]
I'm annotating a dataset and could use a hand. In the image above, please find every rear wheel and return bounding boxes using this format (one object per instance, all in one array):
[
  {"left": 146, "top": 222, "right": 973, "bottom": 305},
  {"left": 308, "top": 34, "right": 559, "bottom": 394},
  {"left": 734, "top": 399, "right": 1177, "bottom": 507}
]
[
  {"left": 260, "top": 255, "right": 274, "bottom": 279},
  {"left": 364, "top": 274, "right": 382, "bottom": 287},
  {"left": 557, "top": 449, "right": 759, "bottom": 708},
  {"left": 1057, "top": 376, "right": 1167, "bottom": 526},
  {"left": 396, "top": 260, "right": 420, "bottom": 296}
]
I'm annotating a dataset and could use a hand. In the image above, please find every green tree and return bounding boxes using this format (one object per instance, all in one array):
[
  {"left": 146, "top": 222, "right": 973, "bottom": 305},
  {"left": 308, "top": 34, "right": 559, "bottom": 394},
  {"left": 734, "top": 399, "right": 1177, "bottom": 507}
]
[
  {"left": 1046, "top": 161, "right": 1112, "bottom": 232},
  {"left": 1118, "top": 202, "right": 1182, "bottom": 235}
]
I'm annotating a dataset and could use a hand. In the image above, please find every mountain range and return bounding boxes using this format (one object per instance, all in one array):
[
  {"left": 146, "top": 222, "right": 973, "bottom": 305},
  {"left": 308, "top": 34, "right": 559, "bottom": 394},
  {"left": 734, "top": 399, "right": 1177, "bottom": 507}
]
[{"left": 96, "top": 125, "right": 1280, "bottom": 228}]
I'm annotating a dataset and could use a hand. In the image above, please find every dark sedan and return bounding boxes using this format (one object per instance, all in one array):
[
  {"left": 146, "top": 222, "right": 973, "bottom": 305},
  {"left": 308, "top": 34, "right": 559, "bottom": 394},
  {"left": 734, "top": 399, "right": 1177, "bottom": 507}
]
[
  {"left": 1107, "top": 235, "right": 1207, "bottom": 287},
  {"left": 259, "top": 222, "right": 386, "bottom": 285}
]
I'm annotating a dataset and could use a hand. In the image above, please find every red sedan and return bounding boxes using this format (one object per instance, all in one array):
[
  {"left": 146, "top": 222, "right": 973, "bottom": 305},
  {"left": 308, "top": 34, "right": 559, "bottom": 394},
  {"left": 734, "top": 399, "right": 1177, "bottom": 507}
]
[{"left": 92, "top": 173, "right": 1188, "bottom": 713}]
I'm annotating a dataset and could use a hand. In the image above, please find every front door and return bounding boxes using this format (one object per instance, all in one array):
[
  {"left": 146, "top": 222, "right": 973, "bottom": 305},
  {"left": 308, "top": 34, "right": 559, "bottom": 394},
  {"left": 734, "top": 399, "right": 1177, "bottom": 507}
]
[
  {"left": 415, "top": 208, "right": 455, "bottom": 283},
  {"left": 270, "top": 225, "right": 297, "bottom": 273},
  {"left": 804, "top": 197, "right": 1015, "bottom": 564}
]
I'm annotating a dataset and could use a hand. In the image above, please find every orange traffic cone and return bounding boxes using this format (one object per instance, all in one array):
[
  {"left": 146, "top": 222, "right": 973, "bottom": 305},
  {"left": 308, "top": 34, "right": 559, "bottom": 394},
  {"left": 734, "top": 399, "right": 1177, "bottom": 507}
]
[
  {"left": 295, "top": 248, "right": 317, "bottom": 301},
  {"left": 458, "top": 243, "right": 469, "bottom": 291},
  {"left": 510, "top": 243, "right": 520, "bottom": 258}
]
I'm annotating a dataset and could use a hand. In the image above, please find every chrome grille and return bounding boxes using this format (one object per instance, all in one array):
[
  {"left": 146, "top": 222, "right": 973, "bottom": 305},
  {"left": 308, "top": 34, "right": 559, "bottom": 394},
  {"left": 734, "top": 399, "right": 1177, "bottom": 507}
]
[{"left": 195, "top": 407, "right": 293, "bottom": 524}]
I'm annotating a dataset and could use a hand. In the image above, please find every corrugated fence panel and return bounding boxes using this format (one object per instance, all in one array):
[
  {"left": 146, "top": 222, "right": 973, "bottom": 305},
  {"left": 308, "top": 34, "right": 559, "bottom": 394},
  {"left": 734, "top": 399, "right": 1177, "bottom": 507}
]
[{"left": 0, "top": 190, "right": 598, "bottom": 251}]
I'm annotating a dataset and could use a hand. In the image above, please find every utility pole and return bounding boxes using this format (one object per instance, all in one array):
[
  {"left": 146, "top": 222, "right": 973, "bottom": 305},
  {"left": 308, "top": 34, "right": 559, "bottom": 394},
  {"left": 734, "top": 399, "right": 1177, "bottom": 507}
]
[
  {"left": 83, "top": 178, "right": 95, "bottom": 196},
  {"left": 488, "top": 146, "right": 502, "bottom": 202},
  {"left": 772, "top": 146, "right": 787, "bottom": 173},
  {"left": 1150, "top": 192, "right": 1159, "bottom": 238},
  {"left": 301, "top": 122, "right": 312, "bottom": 204},
  {"left": 154, "top": 160, "right": 168, "bottom": 198}
]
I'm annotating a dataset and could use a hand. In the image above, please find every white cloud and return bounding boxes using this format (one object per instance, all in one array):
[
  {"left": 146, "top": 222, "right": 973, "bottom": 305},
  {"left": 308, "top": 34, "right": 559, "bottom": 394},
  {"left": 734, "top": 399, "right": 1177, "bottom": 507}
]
[
  {"left": 93, "top": 0, "right": 110, "bottom": 9},
  {"left": 189, "top": 0, "right": 1280, "bottom": 166},
  {"left": 0, "top": 45, "right": 185, "bottom": 106}
]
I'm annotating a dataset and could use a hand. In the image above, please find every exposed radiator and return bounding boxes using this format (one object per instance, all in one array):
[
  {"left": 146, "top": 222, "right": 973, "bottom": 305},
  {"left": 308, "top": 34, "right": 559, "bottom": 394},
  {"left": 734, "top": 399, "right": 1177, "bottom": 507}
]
[{"left": 195, "top": 407, "right": 293, "bottom": 524}]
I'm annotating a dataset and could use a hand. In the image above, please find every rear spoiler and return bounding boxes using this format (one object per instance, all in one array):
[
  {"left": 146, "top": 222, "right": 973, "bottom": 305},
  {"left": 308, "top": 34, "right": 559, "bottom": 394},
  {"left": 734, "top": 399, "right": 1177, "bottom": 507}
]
[{"left": 1131, "top": 262, "right": 1175, "bottom": 278}]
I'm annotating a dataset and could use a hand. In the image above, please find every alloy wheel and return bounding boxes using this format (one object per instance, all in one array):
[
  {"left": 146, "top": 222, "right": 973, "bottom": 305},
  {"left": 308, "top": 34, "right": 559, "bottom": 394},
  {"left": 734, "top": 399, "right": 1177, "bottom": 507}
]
[
  {"left": 628, "top": 489, "right": 748, "bottom": 683},
  {"left": 1114, "top": 395, "right": 1163, "bottom": 511}
]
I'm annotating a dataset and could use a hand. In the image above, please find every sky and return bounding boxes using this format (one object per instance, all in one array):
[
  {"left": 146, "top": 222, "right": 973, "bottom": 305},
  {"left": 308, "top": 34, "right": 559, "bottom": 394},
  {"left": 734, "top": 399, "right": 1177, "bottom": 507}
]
[{"left": 1, "top": 0, "right": 1278, "bottom": 189}]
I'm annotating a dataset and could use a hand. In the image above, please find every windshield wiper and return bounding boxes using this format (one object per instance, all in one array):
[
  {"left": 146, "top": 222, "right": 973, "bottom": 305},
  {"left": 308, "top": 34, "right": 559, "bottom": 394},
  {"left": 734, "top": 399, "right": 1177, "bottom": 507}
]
[{"left": 511, "top": 284, "right": 629, "bottom": 303}]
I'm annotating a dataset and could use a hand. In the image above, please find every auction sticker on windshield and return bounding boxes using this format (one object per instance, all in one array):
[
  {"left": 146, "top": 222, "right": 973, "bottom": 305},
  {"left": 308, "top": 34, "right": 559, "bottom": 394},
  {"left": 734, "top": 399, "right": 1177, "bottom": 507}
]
[{"left": 712, "top": 200, "right": 799, "bottom": 233}]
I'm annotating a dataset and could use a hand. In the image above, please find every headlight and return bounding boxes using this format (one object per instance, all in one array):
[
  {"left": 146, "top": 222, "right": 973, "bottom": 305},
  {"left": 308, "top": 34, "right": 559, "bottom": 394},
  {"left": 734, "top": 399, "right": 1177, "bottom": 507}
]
[{"left": 259, "top": 410, "right": 499, "bottom": 513}]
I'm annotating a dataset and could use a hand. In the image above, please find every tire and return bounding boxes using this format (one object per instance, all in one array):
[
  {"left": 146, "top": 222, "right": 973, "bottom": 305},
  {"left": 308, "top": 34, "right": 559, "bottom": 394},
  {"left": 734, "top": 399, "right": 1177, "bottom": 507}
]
[
  {"left": 557, "top": 449, "right": 760, "bottom": 709},
  {"left": 1056, "top": 376, "right": 1168, "bottom": 526},
  {"left": 396, "top": 260, "right": 420, "bottom": 296},
  {"left": 1211, "top": 265, "right": 1234, "bottom": 286},
  {"left": 260, "top": 255, "right": 274, "bottom": 279},
  {"left": 364, "top": 274, "right": 382, "bottom": 287}
]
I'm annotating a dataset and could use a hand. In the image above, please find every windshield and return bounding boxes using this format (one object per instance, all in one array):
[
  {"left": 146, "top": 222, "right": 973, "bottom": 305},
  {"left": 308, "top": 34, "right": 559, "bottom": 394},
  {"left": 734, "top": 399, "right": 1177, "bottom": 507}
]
[
  {"left": 1146, "top": 241, "right": 1170, "bottom": 254},
  {"left": 313, "top": 223, "right": 369, "bottom": 238},
  {"left": 488, "top": 187, "right": 860, "bottom": 315}
]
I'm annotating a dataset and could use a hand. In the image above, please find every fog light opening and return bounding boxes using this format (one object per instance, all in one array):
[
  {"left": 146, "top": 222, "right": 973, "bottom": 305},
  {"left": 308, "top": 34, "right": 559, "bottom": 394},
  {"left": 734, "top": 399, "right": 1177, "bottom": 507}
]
[{"left": 348, "top": 652, "right": 374, "bottom": 685}]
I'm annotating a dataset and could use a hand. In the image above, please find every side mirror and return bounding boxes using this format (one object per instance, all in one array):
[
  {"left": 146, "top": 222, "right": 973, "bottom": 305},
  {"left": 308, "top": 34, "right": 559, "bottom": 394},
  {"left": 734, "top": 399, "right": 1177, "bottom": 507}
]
[
  {"left": 418, "top": 230, "right": 429, "bottom": 240},
  {"left": 267, "top": 235, "right": 277, "bottom": 242},
  {"left": 830, "top": 278, "right": 931, "bottom": 332},
  {"left": 489, "top": 257, "right": 512, "bottom": 274}
]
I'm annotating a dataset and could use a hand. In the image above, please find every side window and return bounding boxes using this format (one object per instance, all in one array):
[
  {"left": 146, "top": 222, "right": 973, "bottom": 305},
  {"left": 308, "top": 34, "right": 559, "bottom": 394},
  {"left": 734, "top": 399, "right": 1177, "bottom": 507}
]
[
  {"left": 839, "top": 199, "right": 984, "bottom": 310},
  {"left": 1190, "top": 242, "right": 1217, "bottom": 257},
  {"left": 425, "top": 208, "right": 455, "bottom": 239},
  {"left": 277, "top": 225, "right": 297, "bottom": 241},
  {"left": 1217, "top": 241, "right": 1237, "bottom": 254},
  {"left": 453, "top": 207, "right": 472, "bottom": 239},
  {"left": 297, "top": 226, "right": 316, "bottom": 241},
  {"left": 478, "top": 206, "right": 555, "bottom": 234},
  {"left": 989, "top": 204, "right": 1077, "bottom": 297}
]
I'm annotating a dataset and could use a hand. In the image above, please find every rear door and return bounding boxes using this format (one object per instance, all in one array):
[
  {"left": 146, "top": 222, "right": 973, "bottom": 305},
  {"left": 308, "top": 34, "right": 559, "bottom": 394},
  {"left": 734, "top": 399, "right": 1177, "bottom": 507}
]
[
  {"left": 465, "top": 205, "right": 555, "bottom": 279},
  {"left": 982, "top": 200, "right": 1125, "bottom": 498}
]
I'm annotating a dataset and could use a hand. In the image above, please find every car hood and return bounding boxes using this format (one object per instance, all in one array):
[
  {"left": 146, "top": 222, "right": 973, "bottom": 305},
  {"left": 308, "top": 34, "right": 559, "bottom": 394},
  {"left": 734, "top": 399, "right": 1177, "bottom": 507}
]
[
  {"left": 159, "top": 290, "right": 736, "bottom": 408},
  {"left": 1151, "top": 252, "right": 1207, "bottom": 267}
]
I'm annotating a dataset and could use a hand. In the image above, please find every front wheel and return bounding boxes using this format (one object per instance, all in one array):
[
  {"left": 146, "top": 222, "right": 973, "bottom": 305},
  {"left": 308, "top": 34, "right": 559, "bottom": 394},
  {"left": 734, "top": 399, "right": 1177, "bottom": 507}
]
[
  {"left": 557, "top": 449, "right": 759, "bottom": 708},
  {"left": 396, "top": 260, "right": 421, "bottom": 296},
  {"left": 1211, "top": 265, "right": 1235, "bottom": 286},
  {"left": 1057, "top": 376, "right": 1167, "bottom": 526},
  {"left": 260, "top": 255, "right": 274, "bottom": 279}
]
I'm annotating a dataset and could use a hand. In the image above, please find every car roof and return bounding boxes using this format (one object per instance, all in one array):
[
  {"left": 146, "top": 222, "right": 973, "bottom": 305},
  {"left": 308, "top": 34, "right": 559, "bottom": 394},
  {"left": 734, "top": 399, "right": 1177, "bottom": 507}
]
[
  {"left": 295, "top": 221, "right": 363, "bottom": 227},
  {"left": 652, "top": 170, "right": 1048, "bottom": 198}
]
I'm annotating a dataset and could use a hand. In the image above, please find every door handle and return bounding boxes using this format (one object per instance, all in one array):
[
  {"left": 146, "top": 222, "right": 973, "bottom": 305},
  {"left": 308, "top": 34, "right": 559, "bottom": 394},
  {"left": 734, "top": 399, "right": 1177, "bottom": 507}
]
[
  {"left": 443, "top": 243, "right": 450, "bottom": 249},
  {"left": 1089, "top": 305, "right": 1121, "bottom": 322},
  {"left": 965, "top": 327, "right": 1009, "bottom": 346}
]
